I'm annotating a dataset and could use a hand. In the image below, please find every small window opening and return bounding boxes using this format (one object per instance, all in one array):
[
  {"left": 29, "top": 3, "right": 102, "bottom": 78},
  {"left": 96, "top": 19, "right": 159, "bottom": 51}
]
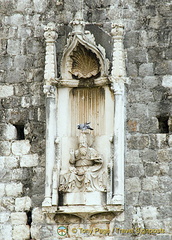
[
  {"left": 157, "top": 116, "right": 169, "bottom": 133},
  {"left": 14, "top": 124, "right": 25, "bottom": 140},
  {"left": 26, "top": 210, "right": 32, "bottom": 239},
  {"left": 26, "top": 210, "right": 32, "bottom": 227}
]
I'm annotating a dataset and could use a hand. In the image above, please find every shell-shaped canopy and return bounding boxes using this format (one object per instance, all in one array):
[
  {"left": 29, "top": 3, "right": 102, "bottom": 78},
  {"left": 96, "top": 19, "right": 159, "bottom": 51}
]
[
  {"left": 60, "top": 35, "right": 107, "bottom": 80},
  {"left": 70, "top": 43, "right": 100, "bottom": 79}
]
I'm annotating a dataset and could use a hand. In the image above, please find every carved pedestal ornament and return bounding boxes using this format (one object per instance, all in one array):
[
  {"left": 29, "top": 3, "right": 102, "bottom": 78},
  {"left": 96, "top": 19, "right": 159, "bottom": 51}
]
[{"left": 42, "top": 13, "right": 128, "bottom": 219}]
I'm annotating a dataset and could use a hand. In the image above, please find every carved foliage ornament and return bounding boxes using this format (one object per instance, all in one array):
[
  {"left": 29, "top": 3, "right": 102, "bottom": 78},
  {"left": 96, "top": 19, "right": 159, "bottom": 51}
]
[{"left": 70, "top": 43, "right": 100, "bottom": 79}]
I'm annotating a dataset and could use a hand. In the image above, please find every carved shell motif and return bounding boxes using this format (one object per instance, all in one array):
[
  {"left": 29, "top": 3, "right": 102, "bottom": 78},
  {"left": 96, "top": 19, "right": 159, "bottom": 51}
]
[{"left": 70, "top": 43, "right": 100, "bottom": 79}]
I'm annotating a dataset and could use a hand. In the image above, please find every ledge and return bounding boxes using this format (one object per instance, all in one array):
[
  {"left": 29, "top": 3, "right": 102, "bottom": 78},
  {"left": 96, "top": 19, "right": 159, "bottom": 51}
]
[
  {"left": 42, "top": 204, "right": 124, "bottom": 219},
  {"left": 50, "top": 76, "right": 109, "bottom": 87}
]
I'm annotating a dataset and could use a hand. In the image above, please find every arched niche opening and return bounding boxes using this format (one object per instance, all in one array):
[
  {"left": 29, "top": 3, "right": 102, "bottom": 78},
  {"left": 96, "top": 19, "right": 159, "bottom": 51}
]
[
  {"left": 42, "top": 21, "right": 126, "bottom": 218},
  {"left": 70, "top": 43, "right": 101, "bottom": 80}
]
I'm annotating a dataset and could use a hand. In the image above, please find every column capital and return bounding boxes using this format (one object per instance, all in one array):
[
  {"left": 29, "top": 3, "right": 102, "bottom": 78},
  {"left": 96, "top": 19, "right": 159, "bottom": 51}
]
[
  {"left": 44, "top": 22, "right": 58, "bottom": 43},
  {"left": 111, "top": 23, "right": 124, "bottom": 39},
  {"left": 110, "top": 77, "right": 129, "bottom": 94},
  {"left": 43, "top": 85, "right": 56, "bottom": 98}
]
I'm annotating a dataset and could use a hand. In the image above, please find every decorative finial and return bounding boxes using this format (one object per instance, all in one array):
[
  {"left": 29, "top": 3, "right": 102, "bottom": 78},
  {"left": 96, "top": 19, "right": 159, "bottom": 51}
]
[
  {"left": 44, "top": 22, "right": 58, "bottom": 42},
  {"left": 70, "top": 11, "right": 85, "bottom": 34},
  {"left": 111, "top": 23, "right": 124, "bottom": 39}
]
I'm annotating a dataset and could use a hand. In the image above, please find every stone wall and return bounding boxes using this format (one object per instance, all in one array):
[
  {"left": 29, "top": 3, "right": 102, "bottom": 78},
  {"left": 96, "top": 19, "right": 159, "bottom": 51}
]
[{"left": 0, "top": 0, "right": 171, "bottom": 239}]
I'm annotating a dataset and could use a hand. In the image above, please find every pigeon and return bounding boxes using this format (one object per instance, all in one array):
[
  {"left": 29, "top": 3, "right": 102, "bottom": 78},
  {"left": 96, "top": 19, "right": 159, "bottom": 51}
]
[{"left": 77, "top": 122, "right": 93, "bottom": 131}]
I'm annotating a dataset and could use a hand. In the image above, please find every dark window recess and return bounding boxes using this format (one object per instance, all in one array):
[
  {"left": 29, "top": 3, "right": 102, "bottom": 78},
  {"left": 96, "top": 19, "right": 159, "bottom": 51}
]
[
  {"left": 14, "top": 124, "right": 25, "bottom": 140},
  {"left": 157, "top": 116, "right": 169, "bottom": 133},
  {"left": 26, "top": 211, "right": 32, "bottom": 227}
]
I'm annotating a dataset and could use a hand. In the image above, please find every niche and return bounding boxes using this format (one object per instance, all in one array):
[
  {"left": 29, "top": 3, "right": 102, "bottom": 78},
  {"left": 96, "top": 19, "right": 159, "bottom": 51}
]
[
  {"left": 70, "top": 43, "right": 101, "bottom": 80},
  {"left": 13, "top": 124, "right": 25, "bottom": 140},
  {"left": 157, "top": 116, "right": 169, "bottom": 133}
]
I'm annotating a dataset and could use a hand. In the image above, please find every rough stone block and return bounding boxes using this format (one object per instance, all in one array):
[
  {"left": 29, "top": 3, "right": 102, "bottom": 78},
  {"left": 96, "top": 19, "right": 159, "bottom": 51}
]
[
  {"left": 5, "top": 69, "right": 26, "bottom": 83},
  {"left": 126, "top": 150, "right": 141, "bottom": 163},
  {"left": 140, "top": 116, "right": 159, "bottom": 134},
  {"left": 0, "top": 85, "right": 14, "bottom": 98},
  {"left": 142, "top": 176, "right": 158, "bottom": 191},
  {"left": 18, "top": 27, "right": 32, "bottom": 39},
  {"left": 125, "top": 164, "right": 144, "bottom": 178},
  {"left": 159, "top": 206, "right": 172, "bottom": 219},
  {"left": 127, "top": 48, "right": 147, "bottom": 63},
  {"left": 0, "top": 212, "right": 10, "bottom": 223},
  {"left": 0, "top": 168, "right": 11, "bottom": 182},
  {"left": 7, "top": 39, "right": 21, "bottom": 55},
  {"left": 40, "top": 225, "right": 53, "bottom": 239},
  {"left": 0, "top": 224, "right": 12, "bottom": 240},
  {"left": 2, "top": 197, "right": 15, "bottom": 212},
  {"left": 31, "top": 95, "right": 42, "bottom": 106},
  {"left": 0, "top": 141, "right": 11, "bottom": 156},
  {"left": 13, "top": 55, "right": 27, "bottom": 70},
  {"left": 11, "top": 212, "right": 27, "bottom": 225},
  {"left": 125, "top": 177, "right": 141, "bottom": 192},
  {"left": 5, "top": 183, "right": 23, "bottom": 197},
  {"left": 144, "top": 162, "right": 159, "bottom": 176},
  {"left": 164, "top": 218, "right": 172, "bottom": 235},
  {"left": 12, "top": 140, "right": 31, "bottom": 155},
  {"left": 155, "top": 134, "right": 168, "bottom": 148},
  {"left": 126, "top": 63, "right": 138, "bottom": 77},
  {"left": 11, "top": 168, "right": 23, "bottom": 181},
  {"left": 3, "top": 124, "right": 17, "bottom": 140},
  {"left": 124, "top": 31, "right": 139, "bottom": 48},
  {"left": 162, "top": 75, "right": 172, "bottom": 88},
  {"left": 127, "top": 135, "right": 149, "bottom": 150},
  {"left": 144, "top": 219, "right": 164, "bottom": 229},
  {"left": 153, "top": 192, "right": 170, "bottom": 207},
  {"left": 32, "top": 207, "right": 45, "bottom": 224},
  {"left": 149, "top": 15, "right": 161, "bottom": 29},
  {"left": 139, "top": 63, "right": 154, "bottom": 76},
  {"left": 126, "top": 192, "right": 139, "bottom": 206},
  {"left": 157, "top": 235, "right": 172, "bottom": 240},
  {"left": 0, "top": 157, "right": 4, "bottom": 169},
  {"left": 0, "top": 183, "right": 5, "bottom": 197},
  {"left": 21, "top": 96, "right": 31, "bottom": 108},
  {"left": 127, "top": 119, "right": 139, "bottom": 132},
  {"left": 12, "top": 225, "right": 30, "bottom": 240},
  {"left": 20, "top": 154, "right": 38, "bottom": 167},
  {"left": 157, "top": 149, "right": 171, "bottom": 162},
  {"left": 33, "top": 0, "right": 48, "bottom": 13},
  {"left": 159, "top": 163, "right": 170, "bottom": 176},
  {"left": 16, "top": 0, "right": 31, "bottom": 12},
  {"left": 140, "top": 149, "right": 157, "bottom": 163},
  {"left": 9, "top": 14, "right": 24, "bottom": 26},
  {"left": 155, "top": 61, "right": 172, "bottom": 75},
  {"left": 142, "top": 206, "right": 158, "bottom": 220},
  {"left": 139, "top": 192, "right": 153, "bottom": 206},
  {"left": 168, "top": 135, "right": 172, "bottom": 147},
  {"left": 142, "top": 76, "right": 160, "bottom": 89},
  {"left": 158, "top": 176, "right": 172, "bottom": 192},
  {"left": 31, "top": 225, "right": 41, "bottom": 240},
  {"left": 15, "top": 197, "right": 32, "bottom": 212},
  {"left": 4, "top": 156, "right": 19, "bottom": 169}
]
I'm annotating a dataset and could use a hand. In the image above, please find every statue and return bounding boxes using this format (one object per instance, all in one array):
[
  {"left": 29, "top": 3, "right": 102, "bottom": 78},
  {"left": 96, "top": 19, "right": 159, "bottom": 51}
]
[{"left": 59, "top": 131, "right": 106, "bottom": 192}]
